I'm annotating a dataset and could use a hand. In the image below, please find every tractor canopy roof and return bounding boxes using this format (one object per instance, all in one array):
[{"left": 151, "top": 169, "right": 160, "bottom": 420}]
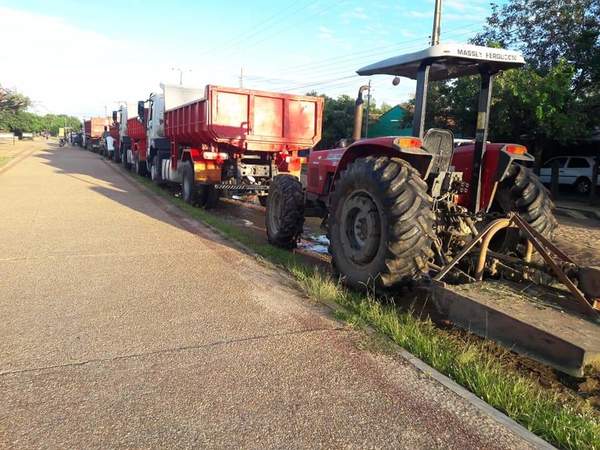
[{"left": 356, "top": 43, "right": 525, "bottom": 80}]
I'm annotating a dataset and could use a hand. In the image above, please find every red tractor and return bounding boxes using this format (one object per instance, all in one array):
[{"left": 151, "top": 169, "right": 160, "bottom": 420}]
[{"left": 266, "top": 43, "right": 558, "bottom": 289}]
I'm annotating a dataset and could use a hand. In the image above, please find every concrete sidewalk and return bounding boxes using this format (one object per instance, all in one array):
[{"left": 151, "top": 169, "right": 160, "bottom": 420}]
[{"left": 0, "top": 144, "right": 542, "bottom": 448}]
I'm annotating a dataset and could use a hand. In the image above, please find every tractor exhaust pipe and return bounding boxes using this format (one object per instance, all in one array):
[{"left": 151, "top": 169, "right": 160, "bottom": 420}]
[{"left": 353, "top": 85, "right": 369, "bottom": 141}]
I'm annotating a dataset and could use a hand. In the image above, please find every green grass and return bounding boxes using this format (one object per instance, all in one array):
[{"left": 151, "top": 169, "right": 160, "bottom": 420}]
[
  {"left": 133, "top": 173, "right": 600, "bottom": 450},
  {"left": 0, "top": 155, "right": 12, "bottom": 168}
]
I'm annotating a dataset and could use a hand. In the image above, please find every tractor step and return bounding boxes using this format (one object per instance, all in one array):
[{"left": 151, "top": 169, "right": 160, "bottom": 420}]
[
  {"left": 429, "top": 280, "right": 600, "bottom": 377},
  {"left": 215, "top": 184, "right": 269, "bottom": 192}
]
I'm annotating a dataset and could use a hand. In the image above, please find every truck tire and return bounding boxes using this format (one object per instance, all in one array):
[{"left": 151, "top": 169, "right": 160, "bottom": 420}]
[
  {"left": 151, "top": 154, "right": 164, "bottom": 185},
  {"left": 266, "top": 174, "right": 305, "bottom": 249},
  {"left": 122, "top": 149, "right": 131, "bottom": 171},
  {"left": 182, "top": 162, "right": 197, "bottom": 205},
  {"left": 496, "top": 163, "right": 557, "bottom": 240},
  {"left": 329, "top": 156, "right": 434, "bottom": 289},
  {"left": 135, "top": 157, "right": 147, "bottom": 177},
  {"left": 203, "top": 185, "right": 220, "bottom": 209}
]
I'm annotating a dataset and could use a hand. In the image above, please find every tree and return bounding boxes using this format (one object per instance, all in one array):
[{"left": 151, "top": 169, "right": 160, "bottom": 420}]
[
  {"left": 475, "top": 0, "right": 600, "bottom": 90},
  {"left": 399, "top": 0, "right": 599, "bottom": 162},
  {"left": 0, "top": 86, "right": 30, "bottom": 113},
  {"left": 307, "top": 91, "right": 356, "bottom": 149}
]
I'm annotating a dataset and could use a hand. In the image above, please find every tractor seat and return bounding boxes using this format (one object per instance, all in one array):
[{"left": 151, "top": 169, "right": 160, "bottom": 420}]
[{"left": 422, "top": 128, "right": 454, "bottom": 174}]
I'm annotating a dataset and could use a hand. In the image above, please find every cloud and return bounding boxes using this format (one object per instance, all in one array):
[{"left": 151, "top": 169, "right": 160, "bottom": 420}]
[
  {"left": 342, "top": 6, "right": 369, "bottom": 22},
  {"left": 0, "top": 7, "right": 239, "bottom": 117}
]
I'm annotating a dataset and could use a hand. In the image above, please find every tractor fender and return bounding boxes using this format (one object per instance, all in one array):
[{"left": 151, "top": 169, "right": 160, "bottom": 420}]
[
  {"left": 496, "top": 146, "right": 534, "bottom": 182},
  {"left": 331, "top": 142, "right": 433, "bottom": 189}
]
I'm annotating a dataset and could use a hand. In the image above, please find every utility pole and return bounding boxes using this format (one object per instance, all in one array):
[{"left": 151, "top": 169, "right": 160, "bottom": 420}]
[
  {"left": 431, "top": 0, "right": 443, "bottom": 45},
  {"left": 239, "top": 67, "right": 244, "bottom": 88},
  {"left": 171, "top": 67, "right": 190, "bottom": 85},
  {"left": 364, "top": 80, "right": 371, "bottom": 138}
]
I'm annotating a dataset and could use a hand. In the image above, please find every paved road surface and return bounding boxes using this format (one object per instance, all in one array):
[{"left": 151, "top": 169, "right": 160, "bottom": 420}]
[{"left": 0, "top": 143, "right": 536, "bottom": 449}]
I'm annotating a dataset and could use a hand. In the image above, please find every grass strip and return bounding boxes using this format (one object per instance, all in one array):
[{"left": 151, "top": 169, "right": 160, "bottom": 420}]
[
  {"left": 134, "top": 174, "right": 600, "bottom": 450},
  {"left": 0, "top": 155, "right": 12, "bottom": 167}
]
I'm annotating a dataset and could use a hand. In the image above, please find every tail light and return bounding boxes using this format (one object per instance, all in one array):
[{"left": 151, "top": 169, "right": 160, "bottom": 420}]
[
  {"left": 202, "top": 151, "right": 229, "bottom": 163},
  {"left": 393, "top": 137, "right": 422, "bottom": 149},
  {"left": 286, "top": 156, "right": 304, "bottom": 172},
  {"left": 505, "top": 144, "right": 527, "bottom": 155}
]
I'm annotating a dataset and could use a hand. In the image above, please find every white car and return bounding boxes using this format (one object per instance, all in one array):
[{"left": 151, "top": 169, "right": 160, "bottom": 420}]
[{"left": 539, "top": 156, "right": 600, "bottom": 194}]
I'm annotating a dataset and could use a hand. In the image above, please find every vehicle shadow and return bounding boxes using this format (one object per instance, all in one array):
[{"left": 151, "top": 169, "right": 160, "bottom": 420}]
[{"left": 36, "top": 143, "right": 330, "bottom": 271}]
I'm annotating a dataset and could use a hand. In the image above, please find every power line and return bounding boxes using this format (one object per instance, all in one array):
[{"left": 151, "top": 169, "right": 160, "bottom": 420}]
[
  {"left": 245, "top": 25, "right": 485, "bottom": 86},
  {"left": 193, "top": 0, "right": 316, "bottom": 58},
  {"left": 245, "top": 26, "right": 487, "bottom": 91}
]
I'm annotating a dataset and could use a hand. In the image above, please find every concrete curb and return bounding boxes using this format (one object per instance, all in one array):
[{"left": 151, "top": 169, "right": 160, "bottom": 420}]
[{"left": 101, "top": 157, "right": 554, "bottom": 450}]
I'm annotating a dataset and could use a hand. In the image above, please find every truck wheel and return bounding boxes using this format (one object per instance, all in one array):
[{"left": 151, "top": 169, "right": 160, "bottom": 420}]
[
  {"left": 329, "top": 156, "right": 434, "bottom": 289},
  {"left": 266, "top": 174, "right": 305, "bottom": 249},
  {"left": 135, "top": 158, "right": 147, "bottom": 176},
  {"left": 151, "top": 155, "right": 164, "bottom": 185},
  {"left": 496, "top": 163, "right": 557, "bottom": 241},
  {"left": 182, "top": 162, "right": 197, "bottom": 205},
  {"left": 122, "top": 150, "right": 130, "bottom": 171},
  {"left": 203, "top": 185, "right": 220, "bottom": 209}
]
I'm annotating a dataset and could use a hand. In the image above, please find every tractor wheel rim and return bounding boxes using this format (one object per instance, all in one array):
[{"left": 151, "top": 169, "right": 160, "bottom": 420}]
[{"left": 341, "top": 192, "right": 381, "bottom": 265}]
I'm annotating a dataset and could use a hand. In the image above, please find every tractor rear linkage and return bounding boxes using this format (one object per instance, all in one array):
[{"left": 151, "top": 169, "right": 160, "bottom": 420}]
[{"left": 434, "top": 212, "right": 600, "bottom": 317}]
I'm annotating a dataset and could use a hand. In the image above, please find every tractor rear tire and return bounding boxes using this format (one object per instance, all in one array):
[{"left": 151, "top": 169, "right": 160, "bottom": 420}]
[
  {"left": 329, "top": 156, "right": 434, "bottom": 289},
  {"left": 266, "top": 174, "right": 305, "bottom": 249},
  {"left": 496, "top": 163, "right": 557, "bottom": 240},
  {"left": 182, "top": 162, "right": 197, "bottom": 205}
]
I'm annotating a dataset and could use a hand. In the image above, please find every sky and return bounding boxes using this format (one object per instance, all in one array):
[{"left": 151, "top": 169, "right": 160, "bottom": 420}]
[{"left": 0, "top": 0, "right": 503, "bottom": 118}]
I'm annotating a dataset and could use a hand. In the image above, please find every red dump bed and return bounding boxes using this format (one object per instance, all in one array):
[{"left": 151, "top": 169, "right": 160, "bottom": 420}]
[
  {"left": 164, "top": 85, "right": 323, "bottom": 152},
  {"left": 84, "top": 117, "right": 108, "bottom": 138},
  {"left": 127, "top": 116, "right": 146, "bottom": 140}
]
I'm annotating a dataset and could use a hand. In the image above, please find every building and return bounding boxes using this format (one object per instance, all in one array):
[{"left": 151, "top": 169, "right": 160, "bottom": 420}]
[{"left": 367, "top": 105, "right": 412, "bottom": 138}]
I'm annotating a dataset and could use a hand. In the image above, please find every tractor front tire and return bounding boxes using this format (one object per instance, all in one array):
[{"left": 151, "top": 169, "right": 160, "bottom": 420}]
[
  {"left": 496, "top": 163, "right": 557, "bottom": 240},
  {"left": 266, "top": 174, "right": 305, "bottom": 249},
  {"left": 329, "top": 156, "right": 434, "bottom": 289}
]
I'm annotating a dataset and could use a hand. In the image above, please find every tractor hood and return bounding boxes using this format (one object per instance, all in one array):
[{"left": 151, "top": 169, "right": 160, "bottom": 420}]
[{"left": 357, "top": 44, "right": 525, "bottom": 80}]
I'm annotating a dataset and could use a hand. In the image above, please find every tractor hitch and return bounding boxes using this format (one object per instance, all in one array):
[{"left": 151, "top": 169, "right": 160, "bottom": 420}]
[{"left": 434, "top": 213, "right": 600, "bottom": 317}]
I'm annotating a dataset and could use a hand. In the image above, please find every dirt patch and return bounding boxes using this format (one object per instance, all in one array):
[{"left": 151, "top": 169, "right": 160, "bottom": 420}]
[{"left": 555, "top": 215, "right": 600, "bottom": 266}]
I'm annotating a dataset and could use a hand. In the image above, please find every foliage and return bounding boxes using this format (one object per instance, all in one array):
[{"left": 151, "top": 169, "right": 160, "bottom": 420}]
[
  {"left": 307, "top": 91, "right": 395, "bottom": 149},
  {"left": 0, "top": 85, "right": 30, "bottom": 113},
  {"left": 401, "top": 0, "right": 600, "bottom": 160},
  {"left": 0, "top": 85, "right": 81, "bottom": 135},
  {"left": 0, "top": 111, "right": 81, "bottom": 135},
  {"left": 475, "top": 0, "right": 600, "bottom": 91}
]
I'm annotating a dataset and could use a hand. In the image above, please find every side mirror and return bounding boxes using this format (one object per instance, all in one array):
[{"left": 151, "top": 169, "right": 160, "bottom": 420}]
[
  {"left": 137, "top": 100, "right": 145, "bottom": 122},
  {"left": 112, "top": 110, "right": 118, "bottom": 123}
]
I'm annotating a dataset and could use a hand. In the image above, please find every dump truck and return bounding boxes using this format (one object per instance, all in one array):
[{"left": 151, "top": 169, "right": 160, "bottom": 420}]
[
  {"left": 113, "top": 102, "right": 137, "bottom": 165},
  {"left": 123, "top": 109, "right": 148, "bottom": 174},
  {"left": 139, "top": 84, "right": 323, "bottom": 207},
  {"left": 83, "top": 117, "right": 108, "bottom": 152}
]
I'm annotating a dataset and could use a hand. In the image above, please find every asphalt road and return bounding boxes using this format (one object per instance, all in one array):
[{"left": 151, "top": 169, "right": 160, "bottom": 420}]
[{"left": 0, "top": 142, "right": 538, "bottom": 449}]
